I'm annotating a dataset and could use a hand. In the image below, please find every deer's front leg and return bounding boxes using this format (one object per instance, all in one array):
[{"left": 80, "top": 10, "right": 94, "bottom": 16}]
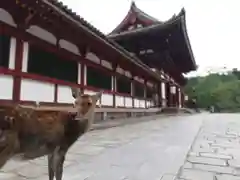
[
  {"left": 53, "top": 147, "right": 66, "bottom": 180},
  {"left": 48, "top": 154, "right": 54, "bottom": 180},
  {"left": 0, "top": 131, "right": 19, "bottom": 169}
]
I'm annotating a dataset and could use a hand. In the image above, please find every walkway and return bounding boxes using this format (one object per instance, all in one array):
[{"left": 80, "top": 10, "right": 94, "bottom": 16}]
[
  {"left": 0, "top": 114, "right": 202, "bottom": 180},
  {"left": 176, "top": 113, "right": 240, "bottom": 180}
]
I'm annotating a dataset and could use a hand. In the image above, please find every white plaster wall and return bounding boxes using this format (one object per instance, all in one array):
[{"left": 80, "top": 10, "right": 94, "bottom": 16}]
[
  {"left": 8, "top": 37, "right": 16, "bottom": 70},
  {"left": 179, "top": 90, "right": 182, "bottom": 108},
  {"left": 146, "top": 101, "right": 151, "bottom": 108},
  {"left": 138, "top": 99, "right": 142, "bottom": 108},
  {"left": 116, "top": 67, "right": 124, "bottom": 74},
  {"left": 162, "top": 99, "right": 167, "bottom": 107},
  {"left": 101, "top": 60, "right": 112, "bottom": 69},
  {"left": 150, "top": 101, "right": 154, "bottom": 106},
  {"left": 77, "top": 63, "right": 81, "bottom": 84},
  {"left": 101, "top": 93, "right": 113, "bottom": 106},
  {"left": 0, "top": 75, "right": 13, "bottom": 99},
  {"left": 57, "top": 85, "right": 75, "bottom": 103},
  {"left": 139, "top": 78, "right": 144, "bottom": 83},
  {"left": 0, "top": 8, "right": 16, "bottom": 27},
  {"left": 134, "top": 99, "right": 139, "bottom": 108},
  {"left": 116, "top": 95, "right": 124, "bottom": 107},
  {"left": 84, "top": 90, "right": 96, "bottom": 95},
  {"left": 20, "top": 79, "right": 54, "bottom": 102},
  {"left": 59, "top": 39, "right": 80, "bottom": 55},
  {"left": 134, "top": 76, "right": 139, "bottom": 81},
  {"left": 27, "top": 25, "right": 57, "bottom": 45},
  {"left": 161, "top": 82, "right": 166, "bottom": 99},
  {"left": 125, "top": 97, "right": 132, "bottom": 108},
  {"left": 83, "top": 65, "right": 87, "bottom": 85},
  {"left": 147, "top": 82, "right": 153, "bottom": 87},
  {"left": 140, "top": 100, "right": 145, "bottom": 108},
  {"left": 170, "top": 86, "right": 176, "bottom": 94},
  {"left": 134, "top": 76, "right": 144, "bottom": 83},
  {"left": 125, "top": 71, "right": 131, "bottom": 78},
  {"left": 86, "top": 52, "right": 100, "bottom": 64},
  {"left": 22, "top": 42, "right": 29, "bottom": 72}
]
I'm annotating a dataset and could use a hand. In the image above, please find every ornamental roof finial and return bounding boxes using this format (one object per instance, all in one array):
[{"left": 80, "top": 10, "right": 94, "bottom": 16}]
[{"left": 131, "top": 1, "right": 136, "bottom": 8}]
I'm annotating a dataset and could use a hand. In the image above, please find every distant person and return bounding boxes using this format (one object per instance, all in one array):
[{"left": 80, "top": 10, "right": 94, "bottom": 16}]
[{"left": 210, "top": 106, "right": 215, "bottom": 113}]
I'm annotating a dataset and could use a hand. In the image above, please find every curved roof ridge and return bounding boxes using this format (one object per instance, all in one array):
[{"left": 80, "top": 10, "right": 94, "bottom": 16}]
[
  {"left": 109, "top": 1, "right": 160, "bottom": 35},
  {"left": 131, "top": 1, "right": 160, "bottom": 22},
  {"left": 108, "top": 8, "right": 185, "bottom": 38}
]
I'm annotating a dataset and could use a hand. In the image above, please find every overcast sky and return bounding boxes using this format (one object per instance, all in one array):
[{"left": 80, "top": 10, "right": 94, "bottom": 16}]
[{"left": 61, "top": 0, "right": 240, "bottom": 76}]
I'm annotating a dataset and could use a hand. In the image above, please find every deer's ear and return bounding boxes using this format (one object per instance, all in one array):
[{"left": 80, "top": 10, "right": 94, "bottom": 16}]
[
  {"left": 71, "top": 87, "right": 81, "bottom": 98},
  {"left": 91, "top": 90, "right": 103, "bottom": 102},
  {"left": 96, "top": 90, "right": 103, "bottom": 100}
]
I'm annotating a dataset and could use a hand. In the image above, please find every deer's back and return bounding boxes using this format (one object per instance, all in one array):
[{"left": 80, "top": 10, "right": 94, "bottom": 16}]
[{"left": 0, "top": 105, "right": 69, "bottom": 159}]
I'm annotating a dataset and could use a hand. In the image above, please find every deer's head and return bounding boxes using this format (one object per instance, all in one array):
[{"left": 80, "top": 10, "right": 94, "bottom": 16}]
[{"left": 71, "top": 88, "right": 102, "bottom": 119}]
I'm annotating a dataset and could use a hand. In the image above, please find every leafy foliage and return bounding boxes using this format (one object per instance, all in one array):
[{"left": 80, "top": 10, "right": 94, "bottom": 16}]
[{"left": 184, "top": 69, "right": 240, "bottom": 112}]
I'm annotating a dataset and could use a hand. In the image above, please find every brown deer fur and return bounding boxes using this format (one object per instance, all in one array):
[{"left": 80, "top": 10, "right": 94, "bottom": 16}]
[{"left": 0, "top": 88, "right": 102, "bottom": 180}]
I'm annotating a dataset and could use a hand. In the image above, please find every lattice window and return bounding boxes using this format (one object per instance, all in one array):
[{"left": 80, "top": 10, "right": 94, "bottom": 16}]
[
  {"left": 27, "top": 45, "right": 78, "bottom": 83},
  {"left": 86, "top": 66, "right": 111, "bottom": 90},
  {"left": 0, "top": 34, "right": 10, "bottom": 68}
]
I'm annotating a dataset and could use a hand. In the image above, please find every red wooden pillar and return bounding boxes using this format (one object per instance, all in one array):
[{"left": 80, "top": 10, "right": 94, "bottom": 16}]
[
  {"left": 131, "top": 78, "right": 135, "bottom": 108},
  {"left": 172, "top": 85, "right": 175, "bottom": 107},
  {"left": 168, "top": 83, "right": 173, "bottom": 107},
  {"left": 112, "top": 76, "right": 116, "bottom": 108},
  {"left": 179, "top": 87, "right": 183, "bottom": 108},
  {"left": 181, "top": 91, "right": 185, "bottom": 107},
  {"left": 112, "top": 65, "right": 117, "bottom": 108},
  {"left": 173, "top": 85, "right": 177, "bottom": 107},
  {"left": 175, "top": 86, "right": 179, "bottom": 107},
  {"left": 144, "top": 80, "right": 147, "bottom": 108},
  {"left": 13, "top": 39, "right": 24, "bottom": 102},
  {"left": 54, "top": 39, "right": 60, "bottom": 103},
  {"left": 153, "top": 84, "right": 158, "bottom": 107},
  {"left": 158, "top": 82, "right": 162, "bottom": 107},
  {"left": 178, "top": 87, "right": 182, "bottom": 108},
  {"left": 79, "top": 47, "right": 88, "bottom": 94},
  {"left": 165, "top": 82, "right": 169, "bottom": 107},
  {"left": 172, "top": 84, "right": 177, "bottom": 107},
  {"left": 80, "top": 62, "right": 85, "bottom": 93}
]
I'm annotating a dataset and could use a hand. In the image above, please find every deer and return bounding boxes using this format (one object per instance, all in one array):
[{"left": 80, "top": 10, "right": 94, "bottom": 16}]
[{"left": 0, "top": 88, "right": 102, "bottom": 180}]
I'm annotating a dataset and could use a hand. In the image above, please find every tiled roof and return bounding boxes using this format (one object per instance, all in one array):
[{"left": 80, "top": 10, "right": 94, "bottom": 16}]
[
  {"left": 130, "top": 1, "right": 160, "bottom": 23},
  {"left": 108, "top": 8, "right": 185, "bottom": 38},
  {"left": 42, "top": 0, "right": 164, "bottom": 81},
  {"left": 108, "top": 8, "right": 197, "bottom": 72},
  {"left": 46, "top": 0, "right": 107, "bottom": 39},
  {"left": 110, "top": 1, "right": 160, "bottom": 35}
]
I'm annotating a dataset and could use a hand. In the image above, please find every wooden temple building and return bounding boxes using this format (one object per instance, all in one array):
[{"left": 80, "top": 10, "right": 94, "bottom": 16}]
[{"left": 0, "top": 0, "right": 196, "bottom": 109}]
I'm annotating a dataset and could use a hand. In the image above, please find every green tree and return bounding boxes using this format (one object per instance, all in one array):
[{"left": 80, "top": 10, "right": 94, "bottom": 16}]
[{"left": 184, "top": 70, "right": 240, "bottom": 111}]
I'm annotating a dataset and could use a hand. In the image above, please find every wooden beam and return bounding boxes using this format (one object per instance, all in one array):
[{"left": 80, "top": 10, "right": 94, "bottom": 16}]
[{"left": 13, "top": 39, "right": 24, "bottom": 102}]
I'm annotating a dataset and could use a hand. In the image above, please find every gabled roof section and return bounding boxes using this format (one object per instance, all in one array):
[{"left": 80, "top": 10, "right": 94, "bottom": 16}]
[
  {"left": 39, "top": 0, "right": 165, "bottom": 81},
  {"left": 109, "top": 1, "right": 161, "bottom": 35},
  {"left": 108, "top": 9, "right": 183, "bottom": 39},
  {"left": 108, "top": 8, "right": 197, "bottom": 72}
]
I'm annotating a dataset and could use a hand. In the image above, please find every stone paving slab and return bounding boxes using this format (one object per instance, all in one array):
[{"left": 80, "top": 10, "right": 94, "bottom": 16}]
[
  {"left": 176, "top": 113, "right": 240, "bottom": 180},
  {"left": 0, "top": 114, "right": 202, "bottom": 180}
]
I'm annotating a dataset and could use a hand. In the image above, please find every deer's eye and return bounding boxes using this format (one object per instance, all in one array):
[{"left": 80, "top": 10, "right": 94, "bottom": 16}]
[
  {"left": 87, "top": 102, "right": 92, "bottom": 106},
  {"left": 81, "top": 102, "right": 92, "bottom": 107}
]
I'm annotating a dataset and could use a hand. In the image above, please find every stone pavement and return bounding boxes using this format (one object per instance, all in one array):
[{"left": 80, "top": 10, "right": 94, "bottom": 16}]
[
  {"left": 92, "top": 114, "right": 184, "bottom": 131},
  {"left": 176, "top": 113, "right": 240, "bottom": 180},
  {"left": 0, "top": 114, "right": 203, "bottom": 180}
]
